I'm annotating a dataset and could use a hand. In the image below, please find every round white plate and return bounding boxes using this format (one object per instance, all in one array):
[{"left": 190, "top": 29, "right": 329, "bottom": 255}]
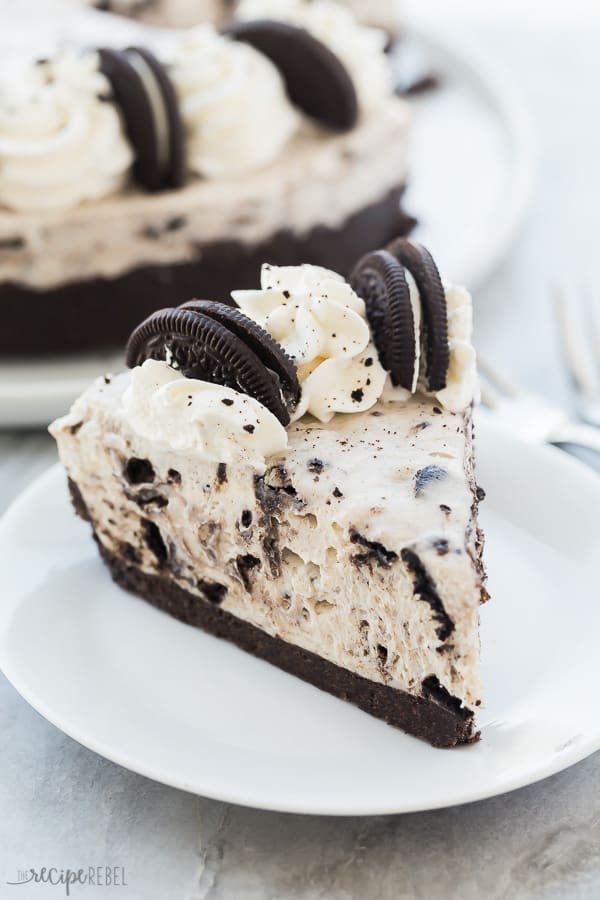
[
  {"left": 401, "top": 21, "right": 535, "bottom": 288},
  {"left": 0, "top": 418, "right": 598, "bottom": 816},
  {"left": 0, "top": 22, "right": 534, "bottom": 429},
  {"left": 0, "top": 351, "right": 123, "bottom": 430}
]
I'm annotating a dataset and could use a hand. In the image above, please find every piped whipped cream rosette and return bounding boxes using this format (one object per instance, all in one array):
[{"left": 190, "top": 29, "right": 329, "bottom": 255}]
[
  {"left": 233, "top": 264, "right": 387, "bottom": 423},
  {"left": 168, "top": 25, "right": 300, "bottom": 178},
  {"left": 124, "top": 297, "right": 301, "bottom": 471},
  {"left": 121, "top": 359, "right": 288, "bottom": 474},
  {"left": 0, "top": 50, "right": 133, "bottom": 214}
]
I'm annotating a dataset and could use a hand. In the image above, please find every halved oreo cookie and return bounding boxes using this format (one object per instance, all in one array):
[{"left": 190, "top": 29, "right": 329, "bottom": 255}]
[
  {"left": 226, "top": 20, "right": 358, "bottom": 131},
  {"left": 386, "top": 238, "right": 449, "bottom": 392},
  {"left": 125, "top": 306, "right": 295, "bottom": 425},
  {"left": 349, "top": 250, "right": 416, "bottom": 391},
  {"left": 180, "top": 300, "right": 300, "bottom": 408},
  {"left": 99, "top": 46, "right": 185, "bottom": 191}
]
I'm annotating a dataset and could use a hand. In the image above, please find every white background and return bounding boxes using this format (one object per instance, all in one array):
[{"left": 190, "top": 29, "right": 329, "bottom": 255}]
[{"left": 406, "top": 0, "right": 600, "bottom": 23}]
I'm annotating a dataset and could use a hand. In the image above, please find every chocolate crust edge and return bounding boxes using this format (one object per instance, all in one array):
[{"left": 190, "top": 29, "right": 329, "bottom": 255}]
[{"left": 2, "top": 185, "right": 415, "bottom": 356}]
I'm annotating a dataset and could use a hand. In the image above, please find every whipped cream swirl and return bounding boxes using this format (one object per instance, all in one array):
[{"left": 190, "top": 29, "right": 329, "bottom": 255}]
[
  {"left": 233, "top": 263, "right": 387, "bottom": 423},
  {"left": 434, "top": 283, "right": 479, "bottom": 412},
  {"left": 122, "top": 359, "right": 288, "bottom": 473},
  {"left": 235, "top": 261, "right": 478, "bottom": 421},
  {"left": 0, "top": 51, "right": 133, "bottom": 214},
  {"left": 169, "top": 25, "right": 299, "bottom": 178},
  {"left": 237, "top": 0, "right": 393, "bottom": 111}
]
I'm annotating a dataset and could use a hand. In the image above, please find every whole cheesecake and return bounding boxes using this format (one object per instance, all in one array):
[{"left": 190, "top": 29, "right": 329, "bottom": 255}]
[
  {"left": 50, "top": 238, "right": 487, "bottom": 748},
  {"left": 86, "top": 0, "right": 402, "bottom": 33},
  {"left": 0, "top": 0, "right": 412, "bottom": 356}
]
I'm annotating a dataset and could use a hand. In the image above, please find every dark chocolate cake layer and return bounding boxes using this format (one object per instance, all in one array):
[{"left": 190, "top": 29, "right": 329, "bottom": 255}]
[{"left": 2, "top": 186, "right": 414, "bottom": 356}]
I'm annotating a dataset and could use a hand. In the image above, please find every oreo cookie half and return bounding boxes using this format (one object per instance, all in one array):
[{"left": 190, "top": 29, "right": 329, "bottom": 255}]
[
  {"left": 125, "top": 306, "right": 295, "bottom": 424},
  {"left": 99, "top": 46, "right": 185, "bottom": 191},
  {"left": 386, "top": 238, "right": 449, "bottom": 392},
  {"left": 180, "top": 300, "right": 301, "bottom": 408},
  {"left": 226, "top": 19, "right": 358, "bottom": 131},
  {"left": 349, "top": 250, "right": 416, "bottom": 391}
]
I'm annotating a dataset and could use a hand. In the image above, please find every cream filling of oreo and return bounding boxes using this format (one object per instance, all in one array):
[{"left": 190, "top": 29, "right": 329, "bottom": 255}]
[
  {"left": 405, "top": 269, "right": 421, "bottom": 393},
  {"left": 125, "top": 49, "right": 170, "bottom": 178}
]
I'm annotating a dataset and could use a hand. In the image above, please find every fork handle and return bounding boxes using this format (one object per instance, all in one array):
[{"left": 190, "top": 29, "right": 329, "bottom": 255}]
[{"left": 548, "top": 423, "right": 600, "bottom": 455}]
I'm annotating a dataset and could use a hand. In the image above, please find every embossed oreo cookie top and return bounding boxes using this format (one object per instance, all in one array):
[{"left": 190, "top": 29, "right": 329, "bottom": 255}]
[
  {"left": 125, "top": 299, "right": 299, "bottom": 424},
  {"left": 350, "top": 238, "right": 478, "bottom": 410},
  {"left": 386, "top": 238, "right": 449, "bottom": 392},
  {"left": 348, "top": 249, "right": 417, "bottom": 392}
]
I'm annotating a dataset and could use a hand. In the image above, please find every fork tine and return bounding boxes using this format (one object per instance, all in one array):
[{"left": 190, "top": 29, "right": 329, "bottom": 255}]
[
  {"left": 478, "top": 381, "right": 500, "bottom": 410},
  {"left": 588, "top": 283, "right": 600, "bottom": 369},
  {"left": 554, "top": 283, "right": 600, "bottom": 402},
  {"left": 476, "top": 363, "right": 509, "bottom": 410},
  {"left": 476, "top": 355, "right": 519, "bottom": 399}
]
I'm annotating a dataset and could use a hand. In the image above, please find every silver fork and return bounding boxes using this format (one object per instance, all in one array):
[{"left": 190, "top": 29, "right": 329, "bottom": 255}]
[
  {"left": 478, "top": 357, "right": 600, "bottom": 455},
  {"left": 555, "top": 283, "right": 600, "bottom": 428}
]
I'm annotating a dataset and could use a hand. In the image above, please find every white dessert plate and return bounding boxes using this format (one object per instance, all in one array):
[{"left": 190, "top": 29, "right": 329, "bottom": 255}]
[
  {"left": 0, "top": 21, "right": 534, "bottom": 429},
  {"left": 0, "top": 418, "right": 598, "bottom": 816}
]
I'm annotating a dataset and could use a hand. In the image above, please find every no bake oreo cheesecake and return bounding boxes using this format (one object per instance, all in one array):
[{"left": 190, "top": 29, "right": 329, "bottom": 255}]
[
  {"left": 1, "top": 0, "right": 412, "bottom": 356},
  {"left": 51, "top": 238, "right": 487, "bottom": 748}
]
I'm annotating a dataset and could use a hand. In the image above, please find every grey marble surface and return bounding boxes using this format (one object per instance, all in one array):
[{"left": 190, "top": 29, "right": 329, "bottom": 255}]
[{"left": 2, "top": 13, "right": 600, "bottom": 900}]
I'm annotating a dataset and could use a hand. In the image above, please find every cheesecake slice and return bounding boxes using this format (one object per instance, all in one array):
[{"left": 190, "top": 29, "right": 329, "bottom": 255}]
[{"left": 51, "top": 240, "right": 487, "bottom": 747}]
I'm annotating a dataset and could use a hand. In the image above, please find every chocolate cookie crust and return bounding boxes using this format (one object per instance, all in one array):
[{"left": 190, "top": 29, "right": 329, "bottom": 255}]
[{"left": 2, "top": 185, "right": 414, "bottom": 356}]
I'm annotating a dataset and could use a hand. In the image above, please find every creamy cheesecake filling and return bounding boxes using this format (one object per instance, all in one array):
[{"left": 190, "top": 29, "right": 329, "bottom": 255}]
[
  {"left": 51, "top": 376, "right": 484, "bottom": 710},
  {"left": 0, "top": 99, "right": 410, "bottom": 289}
]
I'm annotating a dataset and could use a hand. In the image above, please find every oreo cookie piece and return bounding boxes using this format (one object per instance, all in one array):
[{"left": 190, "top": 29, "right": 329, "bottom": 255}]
[
  {"left": 99, "top": 46, "right": 185, "bottom": 191},
  {"left": 126, "top": 306, "right": 294, "bottom": 424},
  {"left": 349, "top": 250, "right": 416, "bottom": 391},
  {"left": 180, "top": 300, "right": 300, "bottom": 408},
  {"left": 226, "top": 19, "right": 358, "bottom": 130},
  {"left": 386, "top": 238, "right": 449, "bottom": 392}
]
